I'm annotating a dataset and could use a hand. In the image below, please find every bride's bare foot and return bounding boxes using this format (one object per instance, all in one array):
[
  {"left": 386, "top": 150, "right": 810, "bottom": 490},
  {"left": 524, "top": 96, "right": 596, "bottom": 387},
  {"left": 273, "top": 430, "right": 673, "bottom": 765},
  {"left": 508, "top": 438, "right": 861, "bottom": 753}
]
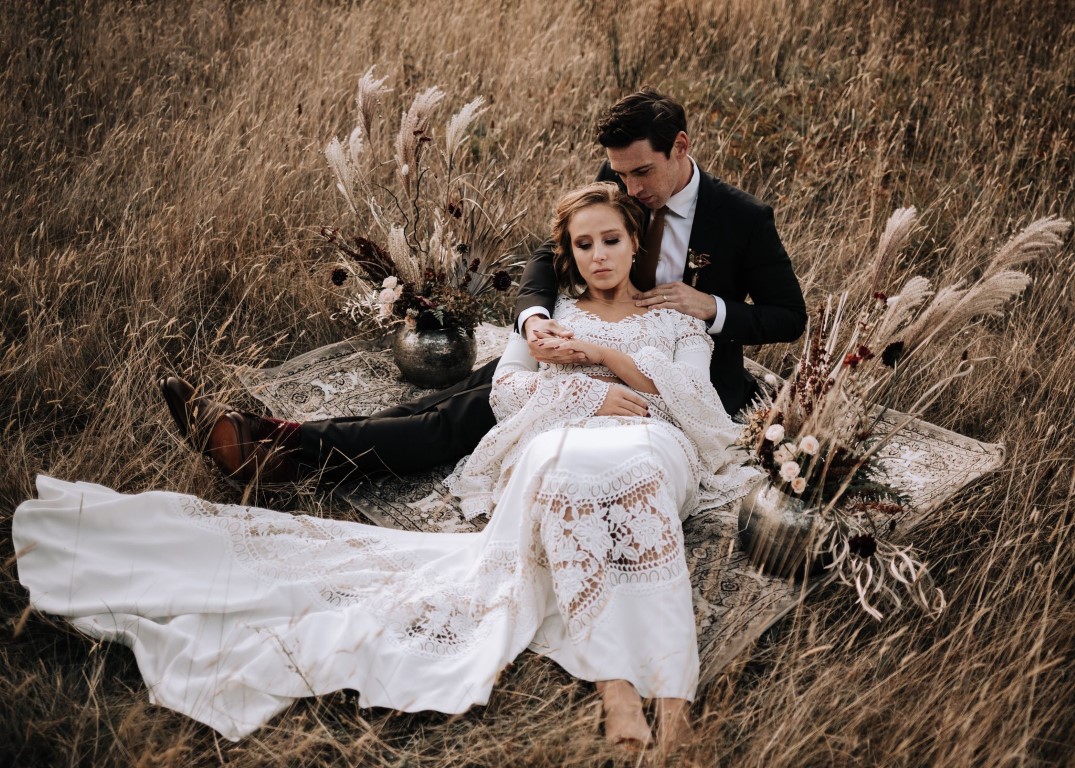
[
  {"left": 655, "top": 698, "right": 693, "bottom": 754},
  {"left": 597, "top": 680, "right": 652, "bottom": 750}
]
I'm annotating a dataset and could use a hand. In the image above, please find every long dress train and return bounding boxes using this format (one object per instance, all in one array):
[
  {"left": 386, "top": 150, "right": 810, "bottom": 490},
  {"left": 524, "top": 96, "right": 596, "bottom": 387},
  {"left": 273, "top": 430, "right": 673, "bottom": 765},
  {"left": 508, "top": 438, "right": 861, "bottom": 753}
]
[{"left": 13, "top": 300, "right": 756, "bottom": 740}]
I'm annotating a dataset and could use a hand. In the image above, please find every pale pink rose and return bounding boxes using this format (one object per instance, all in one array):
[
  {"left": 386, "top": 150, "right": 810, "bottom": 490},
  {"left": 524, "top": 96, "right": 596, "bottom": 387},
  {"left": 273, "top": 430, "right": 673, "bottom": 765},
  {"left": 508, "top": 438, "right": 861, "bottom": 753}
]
[
  {"left": 382, "top": 276, "right": 399, "bottom": 290},
  {"left": 791, "top": 477, "right": 807, "bottom": 494},
  {"left": 779, "top": 461, "right": 800, "bottom": 482},
  {"left": 378, "top": 288, "right": 396, "bottom": 304},
  {"left": 764, "top": 424, "right": 785, "bottom": 443},
  {"left": 773, "top": 444, "right": 794, "bottom": 464},
  {"left": 799, "top": 435, "right": 820, "bottom": 455}
]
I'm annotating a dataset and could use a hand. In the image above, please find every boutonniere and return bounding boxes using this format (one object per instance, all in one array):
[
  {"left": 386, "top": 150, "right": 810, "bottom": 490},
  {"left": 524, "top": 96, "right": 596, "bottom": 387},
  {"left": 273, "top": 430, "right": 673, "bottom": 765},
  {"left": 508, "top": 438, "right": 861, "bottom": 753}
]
[{"left": 686, "top": 249, "right": 712, "bottom": 287}]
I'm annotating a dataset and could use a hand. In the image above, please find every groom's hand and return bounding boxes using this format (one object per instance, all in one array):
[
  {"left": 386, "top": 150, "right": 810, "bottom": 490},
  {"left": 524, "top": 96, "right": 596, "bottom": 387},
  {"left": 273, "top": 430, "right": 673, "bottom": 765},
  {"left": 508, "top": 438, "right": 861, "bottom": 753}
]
[
  {"left": 634, "top": 281, "right": 717, "bottom": 322},
  {"left": 524, "top": 316, "right": 585, "bottom": 364},
  {"left": 596, "top": 384, "right": 649, "bottom": 417}
]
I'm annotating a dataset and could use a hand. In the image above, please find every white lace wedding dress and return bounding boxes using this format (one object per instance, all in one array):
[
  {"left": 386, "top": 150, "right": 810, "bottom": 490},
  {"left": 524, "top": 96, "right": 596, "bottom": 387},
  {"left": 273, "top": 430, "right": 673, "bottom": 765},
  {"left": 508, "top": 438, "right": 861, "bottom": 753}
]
[{"left": 14, "top": 298, "right": 756, "bottom": 740}]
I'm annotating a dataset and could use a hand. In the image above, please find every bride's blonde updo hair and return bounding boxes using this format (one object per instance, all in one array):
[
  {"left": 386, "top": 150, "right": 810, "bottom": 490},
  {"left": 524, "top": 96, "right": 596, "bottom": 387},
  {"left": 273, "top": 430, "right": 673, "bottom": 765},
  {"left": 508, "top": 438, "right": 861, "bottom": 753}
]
[{"left": 550, "top": 182, "right": 645, "bottom": 297}]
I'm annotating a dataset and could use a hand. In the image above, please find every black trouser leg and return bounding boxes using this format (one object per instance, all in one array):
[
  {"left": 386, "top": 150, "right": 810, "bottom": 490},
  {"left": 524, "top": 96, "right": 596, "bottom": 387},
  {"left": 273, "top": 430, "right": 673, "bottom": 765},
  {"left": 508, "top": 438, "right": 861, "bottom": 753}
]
[{"left": 297, "top": 358, "right": 499, "bottom": 477}]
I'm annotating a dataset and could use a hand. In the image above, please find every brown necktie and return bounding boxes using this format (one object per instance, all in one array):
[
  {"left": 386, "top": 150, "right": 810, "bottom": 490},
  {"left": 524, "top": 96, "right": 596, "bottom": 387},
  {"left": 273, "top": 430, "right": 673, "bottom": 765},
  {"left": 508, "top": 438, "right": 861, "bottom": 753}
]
[{"left": 634, "top": 206, "right": 667, "bottom": 291}]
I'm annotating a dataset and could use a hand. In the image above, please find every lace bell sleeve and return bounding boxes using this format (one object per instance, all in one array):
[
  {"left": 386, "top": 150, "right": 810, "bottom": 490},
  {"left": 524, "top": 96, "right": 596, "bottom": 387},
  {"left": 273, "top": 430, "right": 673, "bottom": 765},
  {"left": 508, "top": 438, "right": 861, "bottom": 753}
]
[
  {"left": 446, "top": 332, "right": 613, "bottom": 519},
  {"left": 487, "top": 333, "right": 539, "bottom": 420},
  {"left": 630, "top": 313, "right": 762, "bottom": 510}
]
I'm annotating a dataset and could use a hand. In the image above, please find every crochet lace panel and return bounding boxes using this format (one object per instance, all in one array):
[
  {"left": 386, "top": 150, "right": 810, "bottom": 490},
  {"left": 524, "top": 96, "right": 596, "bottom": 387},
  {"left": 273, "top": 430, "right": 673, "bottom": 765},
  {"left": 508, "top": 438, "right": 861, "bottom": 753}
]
[{"left": 532, "top": 457, "right": 687, "bottom": 639}]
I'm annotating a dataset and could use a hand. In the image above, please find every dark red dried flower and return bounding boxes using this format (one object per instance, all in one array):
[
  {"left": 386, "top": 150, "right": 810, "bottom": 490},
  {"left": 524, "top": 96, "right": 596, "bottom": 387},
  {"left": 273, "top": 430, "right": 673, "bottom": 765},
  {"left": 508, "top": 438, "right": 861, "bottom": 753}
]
[
  {"left": 492, "top": 270, "right": 512, "bottom": 291},
  {"left": 873, "top": 291, "right": 887, "bottom": 302},
  {"left": 447, "top": 201, "right": 463, "bottom": 218},
  {"left": 468, "top": 258, "right": 481, "bottom": 272},
  {"left": 331, "top": 267, "right": 348, "bottom": 286},
  {"left": 848, "top": 533, "right": 878, "bottom": 558},
  {"left": 844, "top": 345, "right": 875, "bottom": 368},
  {"left": 881, "top": 341, "right": 904, "bottom": 367}
]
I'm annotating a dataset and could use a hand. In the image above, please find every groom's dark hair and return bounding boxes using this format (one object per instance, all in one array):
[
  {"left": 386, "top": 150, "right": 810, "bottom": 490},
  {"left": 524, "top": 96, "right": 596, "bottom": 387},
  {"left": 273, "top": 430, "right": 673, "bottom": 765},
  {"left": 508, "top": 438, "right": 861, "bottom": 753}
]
[{"left": 596, "top": 88, "right": 687, "bottom": 157}]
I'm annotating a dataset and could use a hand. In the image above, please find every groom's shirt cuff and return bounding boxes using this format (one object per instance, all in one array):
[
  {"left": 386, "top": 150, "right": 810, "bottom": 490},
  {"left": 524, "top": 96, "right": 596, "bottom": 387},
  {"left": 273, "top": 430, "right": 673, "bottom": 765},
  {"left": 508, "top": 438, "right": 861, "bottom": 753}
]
[
  {"left": 707, "top": 295, "right": 727, "bottom": 336},
  {"left": 705, "top": 296, "right": 731, "bottom": 335},
  {"left": 517, "top": 306, "right": 550, "bottom": 334}
]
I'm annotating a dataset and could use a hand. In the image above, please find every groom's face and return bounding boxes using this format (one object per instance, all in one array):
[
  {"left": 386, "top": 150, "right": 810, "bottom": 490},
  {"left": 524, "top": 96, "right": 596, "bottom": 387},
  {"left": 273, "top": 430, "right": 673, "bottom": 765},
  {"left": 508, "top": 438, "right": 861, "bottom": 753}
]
[{"left": 605, "top": 134, "right": 690, "bottom": 211}]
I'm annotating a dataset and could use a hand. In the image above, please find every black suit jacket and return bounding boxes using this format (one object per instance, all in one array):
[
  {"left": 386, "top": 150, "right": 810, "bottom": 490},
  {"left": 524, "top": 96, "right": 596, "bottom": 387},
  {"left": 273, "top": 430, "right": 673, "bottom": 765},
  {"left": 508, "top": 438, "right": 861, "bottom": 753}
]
[{"left": 515, "top": 163, "right": 807, "bottom": 414}]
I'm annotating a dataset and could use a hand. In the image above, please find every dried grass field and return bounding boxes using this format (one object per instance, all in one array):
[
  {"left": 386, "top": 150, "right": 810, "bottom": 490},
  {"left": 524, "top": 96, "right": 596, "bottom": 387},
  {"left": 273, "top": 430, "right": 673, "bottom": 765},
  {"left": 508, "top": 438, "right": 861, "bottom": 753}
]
[{"left": 2, "top": 0, "right": 1073, "bottom": 765}]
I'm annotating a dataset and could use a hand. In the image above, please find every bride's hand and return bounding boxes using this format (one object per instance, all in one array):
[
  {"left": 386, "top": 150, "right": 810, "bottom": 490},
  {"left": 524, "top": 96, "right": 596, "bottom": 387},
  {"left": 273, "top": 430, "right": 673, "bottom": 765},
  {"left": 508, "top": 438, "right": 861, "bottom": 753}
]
[
  {"left": 524, "top": 317, "right": 585, "bottom": 364},
  {"left": 556, "top": 339, "right": 606, "bottom": 366},
  {"left": 595, "top": 384, "right": 649, "bottom": 417}
]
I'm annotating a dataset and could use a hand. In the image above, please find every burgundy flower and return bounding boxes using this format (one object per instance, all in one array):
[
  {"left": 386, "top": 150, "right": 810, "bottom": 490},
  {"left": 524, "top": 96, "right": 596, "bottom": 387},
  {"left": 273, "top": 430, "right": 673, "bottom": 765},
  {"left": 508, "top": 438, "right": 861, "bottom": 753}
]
[
  {"left": 492, "top": 270, "right": 512, "bottom": 291},
  {"left": 848, "top": 533, "right": 878, "bottom": 558},
  {"left": 881, "top": 341, "right": 904, "bottom": 367},
  {"left": 331, "top": 267, "right": 348, "bottom": 286}
]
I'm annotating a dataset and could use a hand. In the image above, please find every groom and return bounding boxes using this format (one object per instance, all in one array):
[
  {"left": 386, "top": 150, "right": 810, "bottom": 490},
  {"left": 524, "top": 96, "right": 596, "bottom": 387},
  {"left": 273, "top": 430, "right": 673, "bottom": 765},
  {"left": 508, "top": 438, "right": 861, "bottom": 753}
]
[
  {"left": 516, "top": 88, "right": 805, "bottom": 413},
  {"left": 162, "top": 88, "right": 806, "bottom": 484}
]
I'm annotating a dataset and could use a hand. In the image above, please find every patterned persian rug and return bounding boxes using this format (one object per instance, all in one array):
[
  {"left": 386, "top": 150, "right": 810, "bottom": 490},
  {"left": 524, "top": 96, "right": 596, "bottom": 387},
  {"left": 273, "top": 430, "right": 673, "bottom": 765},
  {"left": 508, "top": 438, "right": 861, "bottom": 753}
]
[{"left": 238, "top": 324, "right": 1005, "bottom": 683}]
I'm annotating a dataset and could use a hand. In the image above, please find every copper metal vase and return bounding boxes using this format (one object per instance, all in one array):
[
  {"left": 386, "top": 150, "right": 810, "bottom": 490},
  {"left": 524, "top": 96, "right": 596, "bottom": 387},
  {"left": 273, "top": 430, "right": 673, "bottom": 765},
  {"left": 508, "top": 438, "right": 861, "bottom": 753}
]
[
  {"left": 391, "top": 326, "right": 477, "bottom": 389},
  {"left": 737, "top": 479, "right": 826, "bottom": 580}
]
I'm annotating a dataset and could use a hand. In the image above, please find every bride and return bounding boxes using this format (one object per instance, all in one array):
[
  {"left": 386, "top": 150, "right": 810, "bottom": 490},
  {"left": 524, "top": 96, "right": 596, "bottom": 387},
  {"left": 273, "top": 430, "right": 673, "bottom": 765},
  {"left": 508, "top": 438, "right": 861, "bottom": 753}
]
[{"left": 13, "top": 182, "right": 752, "bottom": 750}]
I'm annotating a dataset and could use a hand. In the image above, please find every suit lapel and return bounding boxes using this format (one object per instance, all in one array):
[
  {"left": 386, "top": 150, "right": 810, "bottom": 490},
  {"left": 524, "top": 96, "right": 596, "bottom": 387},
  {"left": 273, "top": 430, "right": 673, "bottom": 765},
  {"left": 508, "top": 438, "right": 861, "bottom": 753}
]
[
  {"left": 687, "top": 171, "right": 721, "bottom": 256},
  {"left": 684, "top": 171, "right": 723, "bottom": 284}
]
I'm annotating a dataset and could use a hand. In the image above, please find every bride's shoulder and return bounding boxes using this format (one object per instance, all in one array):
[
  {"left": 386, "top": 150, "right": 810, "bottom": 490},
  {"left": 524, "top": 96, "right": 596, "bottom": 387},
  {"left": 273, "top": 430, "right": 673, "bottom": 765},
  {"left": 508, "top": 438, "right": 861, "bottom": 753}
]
[
  {"left": 552, "top": 295, "right": 579, "bottom": 318},
  {"left": 651, "top": 308, "right": 706, "bottom": 330}
]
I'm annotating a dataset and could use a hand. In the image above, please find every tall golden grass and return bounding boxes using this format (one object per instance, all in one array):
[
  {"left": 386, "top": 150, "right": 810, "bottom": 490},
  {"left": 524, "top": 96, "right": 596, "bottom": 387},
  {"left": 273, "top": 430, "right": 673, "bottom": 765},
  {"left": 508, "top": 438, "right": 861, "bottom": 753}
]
[{"left": 2, "top": 0, "right": 1072, "bottom": 764}]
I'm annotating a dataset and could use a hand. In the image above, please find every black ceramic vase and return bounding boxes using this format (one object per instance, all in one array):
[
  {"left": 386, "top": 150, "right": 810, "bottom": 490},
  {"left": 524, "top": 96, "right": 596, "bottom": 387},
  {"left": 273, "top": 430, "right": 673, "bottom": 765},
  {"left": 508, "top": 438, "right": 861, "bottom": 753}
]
[
  {"left": 737, "top": 479, "right": 827, "bottom": 580},
  {"left": 391, "top": 326, "right": 477, "bottom": 389}
]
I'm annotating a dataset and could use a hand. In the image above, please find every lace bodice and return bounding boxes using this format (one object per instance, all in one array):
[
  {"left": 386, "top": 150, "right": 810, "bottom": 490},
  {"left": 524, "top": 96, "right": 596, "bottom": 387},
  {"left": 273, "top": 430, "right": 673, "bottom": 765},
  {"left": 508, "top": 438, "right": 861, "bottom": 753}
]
[
  {"left": 534, "top": 298, "right": 714, "bottom": 425},
  {"left": 545, "top": 297, "right": 711, "bottom": 376},
  {"left": 446, "top": 297, "right": 758, "bottom": 520}
]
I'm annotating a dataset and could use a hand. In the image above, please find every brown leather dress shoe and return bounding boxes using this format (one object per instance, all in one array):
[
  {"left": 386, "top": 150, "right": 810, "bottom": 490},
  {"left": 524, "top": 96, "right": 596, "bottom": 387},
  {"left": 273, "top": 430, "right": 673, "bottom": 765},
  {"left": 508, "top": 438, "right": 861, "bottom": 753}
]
[
  {"left": 159, "top": 376, "right": 228, "bottom": 451},
  {"left": 204, "top": 411, "right": 300, "bottom": 484}
]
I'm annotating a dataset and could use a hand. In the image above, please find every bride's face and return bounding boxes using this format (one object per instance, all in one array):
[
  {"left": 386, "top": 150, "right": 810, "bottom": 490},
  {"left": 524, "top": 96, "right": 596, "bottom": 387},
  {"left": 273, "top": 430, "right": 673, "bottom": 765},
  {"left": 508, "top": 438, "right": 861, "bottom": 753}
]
[{"left": 568, "top": 203, "right": 637, "bottom": 294}]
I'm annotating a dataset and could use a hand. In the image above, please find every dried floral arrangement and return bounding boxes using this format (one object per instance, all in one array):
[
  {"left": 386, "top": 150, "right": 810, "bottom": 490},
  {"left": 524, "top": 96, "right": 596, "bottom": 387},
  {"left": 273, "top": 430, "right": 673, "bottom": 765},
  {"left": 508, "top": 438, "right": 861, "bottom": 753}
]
[
  {"left": 322, "top": 69, "right": 524, "bottom": 333},
  {"left": 739, "top": 209, "right": 1070, "bottom": 619}
]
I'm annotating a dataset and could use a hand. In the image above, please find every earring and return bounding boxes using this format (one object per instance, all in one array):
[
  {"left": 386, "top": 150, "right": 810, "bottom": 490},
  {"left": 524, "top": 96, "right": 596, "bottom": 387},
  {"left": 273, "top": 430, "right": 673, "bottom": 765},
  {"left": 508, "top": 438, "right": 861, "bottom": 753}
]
[{"left": 631, "top": 253, "right": 637, "bottom": 263}]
